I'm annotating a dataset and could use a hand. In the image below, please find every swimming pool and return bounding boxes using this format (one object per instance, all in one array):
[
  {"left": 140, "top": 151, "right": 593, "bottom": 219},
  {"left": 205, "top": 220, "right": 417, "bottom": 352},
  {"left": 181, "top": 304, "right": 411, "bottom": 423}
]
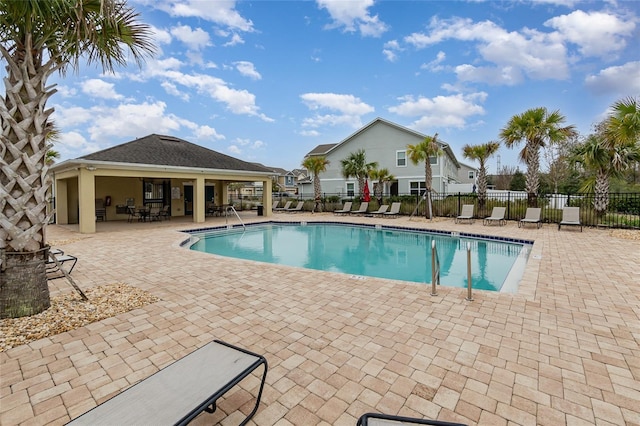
[{"left": 186, "top": 222, "right": 532, "bottom": 292}]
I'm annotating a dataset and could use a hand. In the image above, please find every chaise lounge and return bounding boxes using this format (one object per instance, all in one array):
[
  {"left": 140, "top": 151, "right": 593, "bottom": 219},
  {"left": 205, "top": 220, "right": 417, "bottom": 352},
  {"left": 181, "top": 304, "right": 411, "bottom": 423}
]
[
  {"left": 334, "top": 201, "right": 353, "bottom": 215},
  {"left": 369, "top": 204, "right": 389, "bottom": 216},
  {"left": 483, "top": 207, "right": 506, "bottom": 226},
  {"left": 357, "top": 413, "right": 467, "bottom": 425},
  {"left": 67, "top": 340, "right": 268, "bottom": 426},
  {"left": 285, "top": 201, "right": 305, "bottom": 213},
  {"left": 558, "top": 206, "right": 582, "bottom": 231},
  {"left": 455, "top": 204, "right": 475, "bottom": 224},
  {"left": 350, "top": 202, "right": 369, "bottom": 215},
  {"left": 519, "top": 207, "right": 542, "bottom": 228},
  {"left": 384, "top": 202, "right": 402, "bottom": 218}
]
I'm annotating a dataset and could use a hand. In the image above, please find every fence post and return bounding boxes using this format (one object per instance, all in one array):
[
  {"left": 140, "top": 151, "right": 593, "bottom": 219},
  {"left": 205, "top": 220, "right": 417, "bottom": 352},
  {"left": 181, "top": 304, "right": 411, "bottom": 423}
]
[{"left": 507, "top": 191, "right": 511, "bottom": 220}]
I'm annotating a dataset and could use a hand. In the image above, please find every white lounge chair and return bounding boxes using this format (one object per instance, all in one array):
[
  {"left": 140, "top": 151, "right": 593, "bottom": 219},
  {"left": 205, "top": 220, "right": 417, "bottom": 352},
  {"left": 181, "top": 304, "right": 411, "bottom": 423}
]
[
  {"left": 455, "top": 204, "right": 475, "bottom": 224},
  {"left": 357, "top": 412, "right": 467, "bottom": 425},
  {"left": 274, "top": 200, "right": 292, "bottom": 212},
  {"left": 558, "top": 206, "right": 582, "bottom": 231},
  {"left": 370, "top": 205, "right": 389, "bottom": 216},
  {"left": 285, "top": 201, "right": 304, "bottom": 213},
  {"left": 384, "top": 202, "right": 401, "bottom": 218},
  {"left": 333, "top": 201, "right": 353, "bottom": 215},
  {"left": 67, "top": 340, "right": 268, "bottom": 426},
  {"left": 350, "top": 202, "right": 369, "bottom": 215},
  {"left": 519, "top": 208, "right": 541, "bottom": 228},
  {"left": 483, "top": 207, "right": 506, "bottom": 226}
]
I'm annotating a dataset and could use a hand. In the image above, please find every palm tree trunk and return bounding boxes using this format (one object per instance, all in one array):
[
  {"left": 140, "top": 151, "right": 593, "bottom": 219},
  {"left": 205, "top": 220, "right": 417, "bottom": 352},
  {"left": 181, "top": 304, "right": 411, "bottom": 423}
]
[
  {"left": 593, "top": 170, "right": 610, "bottom": 215},
  {"left": 525, "top": 143, "right": 540, "bottom": 207},
  {"left": 313, "top": 175, "right": 322, "bottom": 213},
  {"left": 425, "top": 160, "right": 433, "bottom": 219},
  {"left": 1, "top": 38, "right": 56, "bottom": 317},
  {"left": 477, "top": 167, "right": 487, "bottom": 208}
]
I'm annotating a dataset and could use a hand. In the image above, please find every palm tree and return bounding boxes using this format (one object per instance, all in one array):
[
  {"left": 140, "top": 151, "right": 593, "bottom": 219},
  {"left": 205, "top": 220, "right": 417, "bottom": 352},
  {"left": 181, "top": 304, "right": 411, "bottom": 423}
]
[
  {"left": 407, "top": 133, "right": 442, "bottom": 219},
  {"left": 0, "top": 0, "right": 155, "bottom": 318},
  {"left": 499, "top": 107, "right": 577, "bottom": 207},
  {"left": 572, "top": 133, "right": 640, "bottom": 214},
  {"left": 606, "top": 96, "right": 640, "bottom": 148},
  {"left": 368, "top": 167, "right": 395, "bottom": 205},
  {"left": 340, "top": 149, "right": 378, "bottom": 199},
  {"left": 462, "top": 141, "right": 500, "bottom": 209},
  {"left": 302, "top": 156, "right": 330, "bottom": 213}
]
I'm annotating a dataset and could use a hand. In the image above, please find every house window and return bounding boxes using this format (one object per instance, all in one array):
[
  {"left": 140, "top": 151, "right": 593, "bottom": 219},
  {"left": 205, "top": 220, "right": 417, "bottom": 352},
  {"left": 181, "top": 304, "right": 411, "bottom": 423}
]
[
  {"left": 468, "top": 171, "right": 475, "bottom": 179},
  {"left": 346, "top": 182, "right": 355, "bottom": 197},
  {"left": 409, "top": 181, "right": 426, "bottom": 195},
  {"left": 429, "top": 156, "right": 438, "bottom": 165},
  {"left": 396, "top": 151, "right": 407, "bottom": 167}
]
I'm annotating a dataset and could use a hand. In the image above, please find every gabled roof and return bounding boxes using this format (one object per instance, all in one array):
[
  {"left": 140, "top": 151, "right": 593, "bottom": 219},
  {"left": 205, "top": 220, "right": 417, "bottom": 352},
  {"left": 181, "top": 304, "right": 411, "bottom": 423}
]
[
  {"left": 305, "top": 143, "right": 337, "bottom": 156},
  {"left": 304, "top": 117, "right": 460, "bottom": 168},
  {"left": 78, "top": 134, "right": 271, "bottom": 172}
]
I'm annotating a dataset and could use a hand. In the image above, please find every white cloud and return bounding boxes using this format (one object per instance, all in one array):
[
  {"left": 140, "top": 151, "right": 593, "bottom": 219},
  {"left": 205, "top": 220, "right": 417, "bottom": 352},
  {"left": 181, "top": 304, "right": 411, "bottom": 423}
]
[
  {"left": 228, "top": 145, "right": 242, "bottom": 154},
  {"left": 545, "top": 10, "right": 636, "bottom": 58},
  {"left": 170, "top": 25, "right": 211, "bottom": 50},
  {"left": 421, "top": 51, "right": 447, "bottom": 72},
  {"left": 403, "top": 16, "right": 571, "bottom": 84},
  {"left": 455, "top": 64, "right": 524, "bottom": 86},
  {"left": 81, "top": 79, "right": 124, "bottom": 100},
  {"left": 192, "top": 125, "right": 225, "bottom": 141},
  {"left": 161, "top": 81, "right": 190, "bottom": 101},
  {"left": 300, "top": 93, "right": 375, "bottom": 129},
  {"left": 223, "top": 33, "right": 245, "bottom": 47},
  {"left": 316, "top": 0, "right": 388, "bottom": 37},
  {"left": 301, "top": 93, "right": 374, "bottom": 115},
  {"left": 234, "top": 61, "right": 262, "bottom": 80},
  {"left": 159, "top": 0, "right": 254, "bottom": 32},
  {"left": 300, "top": 130, "right": 320, "bottom": 137},
  {"left": 383, "top": 40, "right": 401, "bottom": 62},
  {"left": 56, "top": 85, "right": 77, "bottom": 98},
  {"left": 584, "top": 61, "right": 640, "bottom": 95},
  {"left": 142, "top": 68, "right": 272, "bottom": 121},
  {"left": 388, "top": 92, "right": 487, "bottom": 130},
  {"left": 149, "top": 25, "right": 172, "bottom": 45}
]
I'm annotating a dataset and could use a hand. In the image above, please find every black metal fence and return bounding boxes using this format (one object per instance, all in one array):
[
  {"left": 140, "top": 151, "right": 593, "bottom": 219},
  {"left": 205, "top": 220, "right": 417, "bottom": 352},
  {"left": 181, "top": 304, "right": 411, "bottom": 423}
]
[{"left": 257, "top": 191, "right": 640, "bottom": 229}]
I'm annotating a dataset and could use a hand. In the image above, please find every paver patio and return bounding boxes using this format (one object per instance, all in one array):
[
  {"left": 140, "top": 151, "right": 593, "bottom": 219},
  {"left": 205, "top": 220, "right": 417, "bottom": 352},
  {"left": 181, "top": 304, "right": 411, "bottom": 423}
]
[{"left": 1, "top": 212, "right": 639, "bottom": 425}]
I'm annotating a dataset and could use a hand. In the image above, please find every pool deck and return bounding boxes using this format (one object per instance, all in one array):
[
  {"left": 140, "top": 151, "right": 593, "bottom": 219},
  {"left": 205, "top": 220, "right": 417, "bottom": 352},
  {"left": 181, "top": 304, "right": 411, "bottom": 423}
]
[{"left": 1, "top": 212, "right": 639, "bottom": 425}]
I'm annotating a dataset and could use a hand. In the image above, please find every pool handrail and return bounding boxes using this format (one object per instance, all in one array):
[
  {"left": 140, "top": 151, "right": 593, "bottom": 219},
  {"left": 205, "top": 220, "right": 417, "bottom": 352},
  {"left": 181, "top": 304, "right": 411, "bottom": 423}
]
[
  {"left": 225, "top": 205, "right": 246, "bottom": 230},
  {"left": 430, "top": 240, "right": 440, "bottom": 296}
]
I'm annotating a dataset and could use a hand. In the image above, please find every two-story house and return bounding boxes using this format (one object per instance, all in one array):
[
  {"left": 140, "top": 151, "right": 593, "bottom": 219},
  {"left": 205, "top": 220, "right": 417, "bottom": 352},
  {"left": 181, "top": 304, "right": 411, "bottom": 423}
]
[{"left": 303, "top": 118, "right": 461, "bottom": 198}]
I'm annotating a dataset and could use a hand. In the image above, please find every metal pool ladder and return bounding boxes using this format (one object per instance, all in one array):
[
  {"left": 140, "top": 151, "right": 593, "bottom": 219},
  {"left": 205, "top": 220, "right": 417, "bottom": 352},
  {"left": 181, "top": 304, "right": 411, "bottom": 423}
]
[
  {"left": 225, "top": 205, "right": 246, "bottom": 230},
  {"left": 430, "top": 240, "right": 441, "bottom": 296}
]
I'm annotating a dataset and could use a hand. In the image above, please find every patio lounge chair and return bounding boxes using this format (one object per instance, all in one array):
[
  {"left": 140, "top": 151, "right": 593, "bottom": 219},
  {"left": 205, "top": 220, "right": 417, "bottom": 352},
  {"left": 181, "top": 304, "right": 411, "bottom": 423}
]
[
  {"left": 370, "top": 205, "right": 389, "bottom": 215},
  {"left": 67, "top": 340, "right": 268, "bottom": 426},
  {"left": 483, "top": 207, "right": 506, "bottom": 226},
  {"left": 350, "top": 202, "right": 369, "bottom": 215},
  {"left": 519, "top": 208, "right": 541, "bottom": 228},
  {"left": 285, "top": 201, "right": 305, "bottom": 212},
  {"left": 357, "top": 413, "right": 467, "bottom": 426},
  {"left": 333, "top": 201, "right": 353, "bottom": 215},
  {"left": 274, "top": 200, "right": 292, "bottom": 212},
  {"left": 384, "top": 202, "right": 401, "bottom": 218},
  {"left": 455, "top": 204, "right": 475, "bottom": 224},
  {"left": 558, "top": 206, "right": 582, "bottom": 231},
  {"left": 46, "top": 251, "right": 78, "bottom": 278}
]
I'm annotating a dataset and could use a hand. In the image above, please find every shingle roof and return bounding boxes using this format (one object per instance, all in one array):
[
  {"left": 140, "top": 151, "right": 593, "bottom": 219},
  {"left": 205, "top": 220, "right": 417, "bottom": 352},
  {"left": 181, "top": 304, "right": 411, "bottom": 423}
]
[
  {"left": 305, "top": 144, "right": 337, "bottom": 156},
  {"left": 79, "top": 134, "right": 271, "bottom": 173}
]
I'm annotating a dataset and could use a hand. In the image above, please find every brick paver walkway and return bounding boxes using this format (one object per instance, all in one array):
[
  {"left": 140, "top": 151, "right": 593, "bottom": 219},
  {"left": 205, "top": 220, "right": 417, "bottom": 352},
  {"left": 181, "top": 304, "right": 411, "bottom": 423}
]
[{"left": 1, "top": 213, "right": 638, "bottom": 425}]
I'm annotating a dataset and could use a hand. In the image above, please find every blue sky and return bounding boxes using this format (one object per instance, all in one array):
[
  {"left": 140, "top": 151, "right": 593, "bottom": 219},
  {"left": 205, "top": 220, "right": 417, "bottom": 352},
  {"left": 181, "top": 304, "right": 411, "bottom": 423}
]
[{"left": 48, "top": 0, "right": 639, "bottom": 174}]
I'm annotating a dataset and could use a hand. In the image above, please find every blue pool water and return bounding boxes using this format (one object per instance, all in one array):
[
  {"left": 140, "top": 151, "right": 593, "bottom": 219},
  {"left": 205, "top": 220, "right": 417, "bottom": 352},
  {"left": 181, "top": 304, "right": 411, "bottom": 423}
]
[{"left": 187, "top": 222, "right": 532, "bottom": 292}]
